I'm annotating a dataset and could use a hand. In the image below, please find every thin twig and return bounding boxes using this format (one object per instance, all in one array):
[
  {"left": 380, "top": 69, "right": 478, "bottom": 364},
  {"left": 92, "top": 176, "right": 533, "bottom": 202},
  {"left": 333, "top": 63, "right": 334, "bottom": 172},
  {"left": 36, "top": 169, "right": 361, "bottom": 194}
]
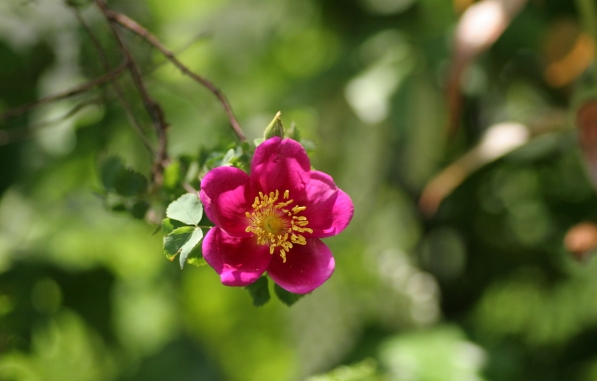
[
  {"left": 182, "top": 182, "right": 197, "bottom": 194},
  {"left": 95, "top": 0, "right": 169, "bottom": 185},
  {"left": 0, "top": 61, "right": 127, "bottom": 121},
  {"left": 71, "top": 4, "right": 155, "bottom": 156},
  {"left": 106, "top": 9, "right": 247, "bottom": 143},
  {"left": 0, "top": 98, "right": 100, "bottom": 146}
]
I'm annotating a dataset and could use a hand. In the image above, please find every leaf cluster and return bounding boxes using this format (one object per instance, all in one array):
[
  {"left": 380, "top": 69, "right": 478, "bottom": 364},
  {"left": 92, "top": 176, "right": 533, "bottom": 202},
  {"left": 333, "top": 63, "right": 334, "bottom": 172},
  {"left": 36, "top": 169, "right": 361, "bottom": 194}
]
[
  {"left": 98, "top": 156, "right": 149, "bottom": 219},
  {"left": 162, "top": 193, "right": 205, "bottom": 269}
]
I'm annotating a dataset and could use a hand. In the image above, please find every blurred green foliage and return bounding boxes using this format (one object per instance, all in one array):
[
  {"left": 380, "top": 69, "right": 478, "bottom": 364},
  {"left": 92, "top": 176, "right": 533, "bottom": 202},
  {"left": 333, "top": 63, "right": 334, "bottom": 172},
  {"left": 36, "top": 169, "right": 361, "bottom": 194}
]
[{"left": 1, "top": 0, "right": 597, "bottom": 380}]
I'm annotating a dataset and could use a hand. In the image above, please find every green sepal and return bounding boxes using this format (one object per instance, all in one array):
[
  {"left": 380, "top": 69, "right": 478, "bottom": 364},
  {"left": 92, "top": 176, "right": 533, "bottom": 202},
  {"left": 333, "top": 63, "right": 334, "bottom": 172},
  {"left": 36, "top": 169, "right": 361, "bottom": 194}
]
[
  {"left": 166, "top": 193, "right": 203, "bottom": 226},
  {"left": 274, "top": 283, "right": 305, "bottom": 306},
  {"left": 287, "top": 122, "right": 301, "bottom": 141},
  {"left": 263, "top": 111, "right": 284, "bottom": 139},
  {"left": 245, "top": 276, "right": 271, "bottom": 307}
]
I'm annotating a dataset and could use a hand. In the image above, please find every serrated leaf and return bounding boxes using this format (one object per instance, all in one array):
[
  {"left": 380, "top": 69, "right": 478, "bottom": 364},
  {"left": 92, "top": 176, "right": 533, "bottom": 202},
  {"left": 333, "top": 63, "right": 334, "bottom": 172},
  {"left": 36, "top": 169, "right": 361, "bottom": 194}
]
[
  {"left": 166, "top": 193, "right": 203, "bottom": 225},
  {"left": 114, "top": 169, "right": 148, "bottom": 197},
  {"left": 274, "top": 283, "right": 305, "bottom": 306},
  {"left": 100, "top": 156, "right": 124, "bottom": 192},
  {"left": 245, "top": 276, "right": 270, "bottom": 307},
  {"left": 163, "top": 226, "right": 194, "bottom": 261},
  {"left": 179, "top": 228, "right": 203, "bottom": 269},
  {"left": 162, "top": 218, "right": 187, "bottom": 235}
]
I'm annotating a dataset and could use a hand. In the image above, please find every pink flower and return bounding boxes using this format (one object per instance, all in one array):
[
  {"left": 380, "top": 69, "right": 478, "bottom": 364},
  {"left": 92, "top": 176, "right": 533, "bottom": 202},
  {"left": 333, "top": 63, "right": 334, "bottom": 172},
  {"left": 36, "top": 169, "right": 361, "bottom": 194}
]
[{"left": 199, "top": 137, "right": 354, "bottom": 294}]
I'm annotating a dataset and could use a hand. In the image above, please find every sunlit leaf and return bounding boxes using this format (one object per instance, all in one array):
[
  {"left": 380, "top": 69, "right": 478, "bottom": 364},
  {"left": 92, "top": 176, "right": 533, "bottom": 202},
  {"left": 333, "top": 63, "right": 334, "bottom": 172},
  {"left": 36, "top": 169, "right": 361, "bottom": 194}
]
[
  {"left": 166, "top": 193, "right": 203, "bottom": 225},
  {"left": 179, "top": 228, "right": 203, "bottom": 269},
  {"left": 186, "top": 257, "right": 207, "bottom": 267},
  {"left": 163, "top": 226, "right": 194, "bottom": 261}
]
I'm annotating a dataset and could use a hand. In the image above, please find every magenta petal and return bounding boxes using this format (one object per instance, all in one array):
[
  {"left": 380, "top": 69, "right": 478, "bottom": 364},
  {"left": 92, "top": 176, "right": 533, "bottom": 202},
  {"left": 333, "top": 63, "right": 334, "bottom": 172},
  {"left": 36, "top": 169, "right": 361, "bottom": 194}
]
[
  {"left": 202, "top": 227, "right": 271, "bottom": 287},
  {"left": 251, "top": 137, "right": 311, "bottom": 196},
  {"left": 267, "top": 239, "right": 335, "bottom": 294},
  {"left": 301, "top": 171, "right": 354, "bottom": 238},
  {"left": 200, "top": 166, "right": 252, "bottom": 237}
]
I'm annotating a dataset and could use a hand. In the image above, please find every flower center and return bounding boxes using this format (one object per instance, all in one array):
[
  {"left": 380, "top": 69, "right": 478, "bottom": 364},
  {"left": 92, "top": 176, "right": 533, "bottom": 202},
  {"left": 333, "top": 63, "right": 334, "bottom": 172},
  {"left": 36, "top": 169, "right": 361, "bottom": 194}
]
[{"left": 245, "top": 189, "right": 313, "bottom": 263}]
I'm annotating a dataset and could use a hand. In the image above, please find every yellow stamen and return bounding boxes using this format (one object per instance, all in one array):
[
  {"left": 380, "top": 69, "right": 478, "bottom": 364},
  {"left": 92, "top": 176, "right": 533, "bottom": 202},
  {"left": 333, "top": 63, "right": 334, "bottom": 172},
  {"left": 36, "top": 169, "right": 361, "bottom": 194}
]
[{"left": 245, "top": 189, "right": 311, "bottom": 263}]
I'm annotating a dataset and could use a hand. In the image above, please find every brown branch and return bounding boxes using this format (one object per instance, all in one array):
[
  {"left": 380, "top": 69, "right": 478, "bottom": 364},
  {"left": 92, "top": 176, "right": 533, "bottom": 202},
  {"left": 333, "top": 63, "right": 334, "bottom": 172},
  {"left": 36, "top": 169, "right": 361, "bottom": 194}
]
[
  {"left": 106, "top": 9, "right": 247, "bottom": 143},
  {"left": 71, "top": 5, "right": 155, "bottom": 156},
  {"left": 95, "top": 0, "right": 169, "bottom": 185},
  {"left": 0, "top": 61, "right": 127, "bottom": 121}
]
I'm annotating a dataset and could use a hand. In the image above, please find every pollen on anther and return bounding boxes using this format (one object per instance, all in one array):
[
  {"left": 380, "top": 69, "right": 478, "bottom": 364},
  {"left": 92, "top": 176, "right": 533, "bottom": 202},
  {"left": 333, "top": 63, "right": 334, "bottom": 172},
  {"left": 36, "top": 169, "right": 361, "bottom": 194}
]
[{"left": 244, "top": 188, "right": 313, "bottom": 263}]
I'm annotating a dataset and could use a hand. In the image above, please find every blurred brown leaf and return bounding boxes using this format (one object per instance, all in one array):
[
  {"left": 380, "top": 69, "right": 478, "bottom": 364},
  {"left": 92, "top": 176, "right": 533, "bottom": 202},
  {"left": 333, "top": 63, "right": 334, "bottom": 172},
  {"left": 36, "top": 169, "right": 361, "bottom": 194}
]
[
  {"left": 564, "top": 222, "right": 597, "bottom": 262},
  {"left": 576, "top": 99, "right": 597, "bottom": 188},
  {"left": 543, "top": 19, "right": 595, "bottom": 88}
]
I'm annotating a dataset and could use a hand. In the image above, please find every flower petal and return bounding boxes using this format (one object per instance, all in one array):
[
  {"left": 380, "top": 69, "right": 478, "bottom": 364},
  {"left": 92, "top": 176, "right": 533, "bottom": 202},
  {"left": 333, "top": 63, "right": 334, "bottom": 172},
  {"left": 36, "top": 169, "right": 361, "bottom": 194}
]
[
  {"left": 301, "top": 171, "right": 354, "bottom": 238},
  {"left": 199, "top": 166, "right": 252, "bottom": 237},
  {"left": 202, "top": 227, "right": 272, "bottom": 287},
  {"left": 251, "top": 137, "right": 311, "bottom": 196},
  {"left": 267, "top": 238, "right": 335, "bottom": 294}
]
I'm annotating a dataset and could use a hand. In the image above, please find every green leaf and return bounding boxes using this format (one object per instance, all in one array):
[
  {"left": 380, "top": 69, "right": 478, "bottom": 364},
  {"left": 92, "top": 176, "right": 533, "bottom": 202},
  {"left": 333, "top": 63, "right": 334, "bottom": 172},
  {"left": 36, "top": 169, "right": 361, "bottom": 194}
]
[
  {"left": 114, "top": 169, "right": 148, "bottom": 197},
  {"left": 245, "top": 276, "right": 270, "bottom": 307},
  {"left": 186, "top": 257, "right": 207, "bottom": 267},
  {"left": 179, "top": 228, "right": 203, "bottom": 269},
  {"left": 263, "top": 111, "right": 284, "bottom": 139},
  {"left": 221, "top": 148, "right": 235, "bottom": 165},
  {"left": 163, "top": 160, "right": 181, "bottom": 190},
  {"left": 166, "top": 193, "right": 203, "bottom": 225},
  {"left": 163, "top": 226, "right": 203, "bottom": 267},
  {"left": 184, "top": 238, "right": 204, "bottom": 264},
  {"left": 100, "top": 156, "right": 124, "bottom": 192},
  {"left": 274, "top": 283, "right": 305, "bottom": 306},
  {"left": 164, "top": 226, "right": 194, "bottom": 261},
  {"left": 100, "top": 156, "right": 148, "bottom": 197},
  {"left": 110, "top": 203, "right": 126, "bottom": 212},
  {"left": 130, "top": 200, "right": 149, "bottom": 219},
  {"left": 162, "top": 218, "right": 186, "bottom": 235}
]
